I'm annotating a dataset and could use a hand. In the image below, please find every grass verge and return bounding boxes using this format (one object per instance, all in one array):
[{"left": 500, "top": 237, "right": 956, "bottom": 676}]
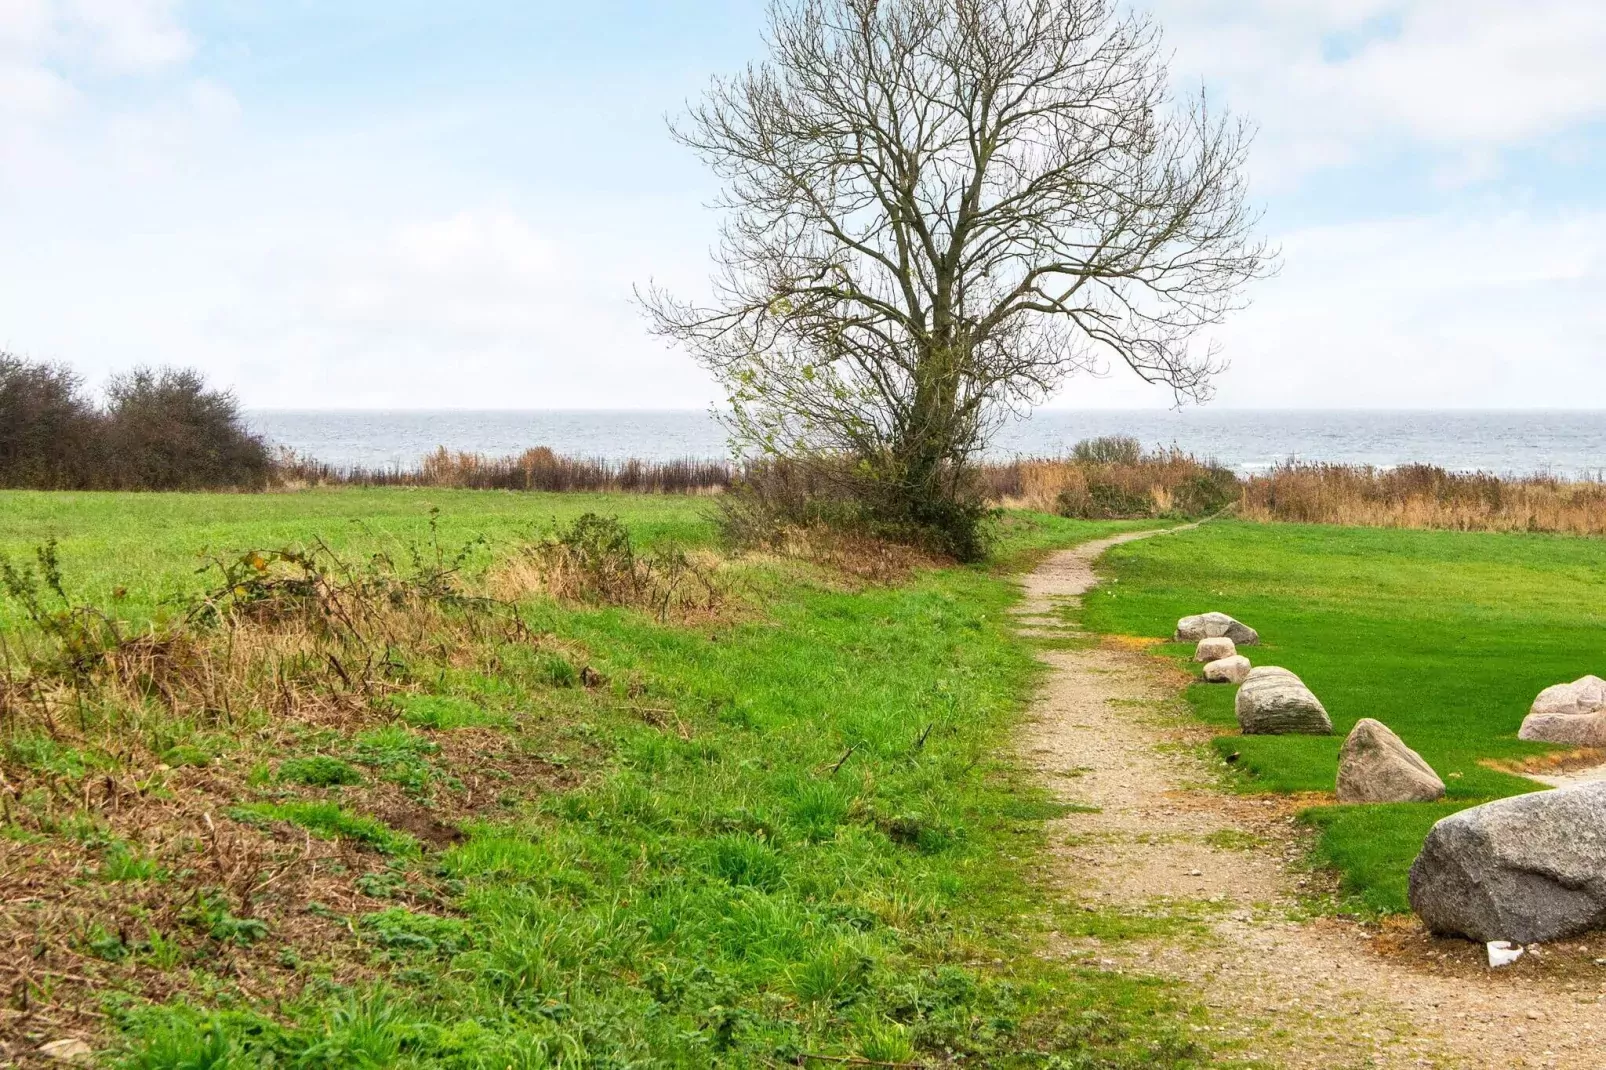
[
  {"left": 1079, "top": 519, "right": 1606, "bottom": 913},
  {"left": 0, "top": 490, "right": 1213, "bottom": 1067}
]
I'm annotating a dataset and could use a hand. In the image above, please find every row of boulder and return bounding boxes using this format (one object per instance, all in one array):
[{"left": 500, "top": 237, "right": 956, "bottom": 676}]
[
  {"left": 1175, "top": 610, "right": 1606, "bottom": 947},
  {"left": 1177, "top": 612, "right": 1444, "bottom": 802}
]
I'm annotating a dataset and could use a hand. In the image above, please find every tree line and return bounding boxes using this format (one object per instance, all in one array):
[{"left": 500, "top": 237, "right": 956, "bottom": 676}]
[{"left": 0, "top": 355, "right": 270, "bottom": 491}]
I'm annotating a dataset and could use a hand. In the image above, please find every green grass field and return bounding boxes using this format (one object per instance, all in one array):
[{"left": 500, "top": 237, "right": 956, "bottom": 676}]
[
  {"left": 0, "top": 490, "right": 1213, "bottom": 1068},
  {"left": 1081, "top": 519, "right": 1606, "bottom": 913},
  {"left": 0, "top": 489, "right": 711, "bottom": 631}
]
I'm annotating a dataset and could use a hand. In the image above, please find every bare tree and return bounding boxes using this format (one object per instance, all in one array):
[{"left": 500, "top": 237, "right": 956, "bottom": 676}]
[{"left": 643, "top": 0, "right": 1271, "bottom": 554}]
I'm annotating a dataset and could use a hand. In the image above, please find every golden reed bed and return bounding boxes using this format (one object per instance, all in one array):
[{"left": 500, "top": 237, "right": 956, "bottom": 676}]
[{"left": 1239, "top": 463, "right": 1606, "bottom": 536}]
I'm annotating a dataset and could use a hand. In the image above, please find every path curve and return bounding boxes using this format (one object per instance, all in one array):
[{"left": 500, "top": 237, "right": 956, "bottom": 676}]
[{"left": 1014, "top": 528, "right": 1606, "bottom": 1070}]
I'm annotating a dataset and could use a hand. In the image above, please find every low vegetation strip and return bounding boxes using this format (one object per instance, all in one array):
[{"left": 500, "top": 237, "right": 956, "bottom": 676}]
[
  {"left": 0, "top": 490, "right": 1210, "bottom": 1068},
  {"left": 1079, "top": 520, "right": 1606, "bottom": 913},
  {"left": 1241, "top": 462, "right": 1606, "bottom": 535}
]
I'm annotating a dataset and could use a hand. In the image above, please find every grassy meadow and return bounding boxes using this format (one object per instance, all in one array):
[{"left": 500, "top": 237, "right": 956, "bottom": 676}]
[
  {"left": 0, "top": 489, "right": 1210, "bottom": 1068},
  {"left": 1080, "top": 520, "right": 1606, "bottom": 913}
]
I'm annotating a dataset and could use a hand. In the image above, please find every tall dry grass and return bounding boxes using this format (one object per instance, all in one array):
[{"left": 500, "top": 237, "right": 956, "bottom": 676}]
[
  {"left": 276, "top": 446, "right": 733, "bottom": 494},
  {"left": 979, "top": 438, "right": 1239, "bottom": 519},
  {"left": 1242, "top": 463, "right": 1606, "bottom": 535}
]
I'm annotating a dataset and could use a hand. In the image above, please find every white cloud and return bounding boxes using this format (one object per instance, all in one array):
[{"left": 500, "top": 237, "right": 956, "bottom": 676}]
[
  {"left": 1153, "top": 0, "right": 1606, "bottom": 182},
  {"left": 62, "top": 0, "right": 191, "bottom": 73},
  {"left": 1202, "top": 209, "right": 1606, "bottom": 407},
  {"left": 0, "top": 0, "right": 190, "bottom": 73}
]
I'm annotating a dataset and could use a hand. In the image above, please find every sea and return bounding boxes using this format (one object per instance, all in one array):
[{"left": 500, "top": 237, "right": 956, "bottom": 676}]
[{"left": 247, "top": 410, "right": 1606, "bottom": 480}]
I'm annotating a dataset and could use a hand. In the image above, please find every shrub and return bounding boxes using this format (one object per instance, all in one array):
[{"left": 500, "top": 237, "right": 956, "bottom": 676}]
[
  {"left": 509, "top": 512, "right": 723, "bottom": 620},
  {"left": 1071, "top": 435, "right": 1142, "bottom": 466},
  {"left": 715, "top": 456, "right": 993, "bottom": 563},
  {"left": 102, "top": 367, "right": 270, "bottom": 491},
  {"left": 0, "top": 356, "right": 269, "bottom": 491},
  {"left": 0, "top": 355, "right": 99, "bottom": 489},
  {"left": 984, "top": 439, "right": 1241, "bottom": 521}
]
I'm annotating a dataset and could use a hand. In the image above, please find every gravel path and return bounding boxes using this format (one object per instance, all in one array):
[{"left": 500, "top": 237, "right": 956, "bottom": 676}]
[{"left": 1014, "top": 529, "right": 1606, "bottom": 1070}]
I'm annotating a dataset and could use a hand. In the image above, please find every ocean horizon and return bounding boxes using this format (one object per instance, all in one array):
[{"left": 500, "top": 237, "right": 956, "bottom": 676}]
[{"left": 247, "top": 408, "right": 1606, "bottom": 480}]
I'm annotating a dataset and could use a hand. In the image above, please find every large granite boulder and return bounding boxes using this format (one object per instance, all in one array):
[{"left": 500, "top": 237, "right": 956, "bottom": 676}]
[
  {"left": 1518, "top": 675, "right": 1606, "bottom": 747},
  {"left": 1234, "top": 666, "right": 1331, "bottom": 735},
  {"left": 1336, "top": 719, "right": 1445, "bottom": 803},
  {"left": 1194, "top": 637, "right": 1236, "bottom": 663},
  {"left": 1175, "top": 612, "right": 1259, "bottom": 646},
  {"left": 1203, "top": 654, "right": 1251, "bottom": 684},
  {"left": 1408, "top": 782, "right": 1606, "bottom": 944}
]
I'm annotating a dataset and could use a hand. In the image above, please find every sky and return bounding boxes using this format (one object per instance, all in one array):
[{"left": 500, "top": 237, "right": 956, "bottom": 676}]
[{"left": 0, "top": 1, "right": 1602, "bottom": 411}]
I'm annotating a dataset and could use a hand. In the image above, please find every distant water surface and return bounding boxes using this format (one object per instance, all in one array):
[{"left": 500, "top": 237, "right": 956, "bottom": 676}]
[{"left": 248, "top": 409, "right": 1606, "bottom": 479}]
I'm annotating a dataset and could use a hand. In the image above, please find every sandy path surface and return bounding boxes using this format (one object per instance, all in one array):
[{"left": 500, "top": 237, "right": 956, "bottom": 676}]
[{"left": 1014, "top": 529, "right": 1606, "bottom": 1070}]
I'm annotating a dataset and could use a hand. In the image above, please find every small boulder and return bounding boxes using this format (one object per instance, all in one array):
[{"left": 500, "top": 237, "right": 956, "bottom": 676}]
[
  {"left": 1234, "top": 666, "right": 1331, "bottom": 735},
  {"left": 1175, "top": 611, "right": 1259, "bottom": 646},
  {"left": 1203, "top": 654, "right": 1251, "bottom": 684},
  {"left": 1194, "top": 636, "right": 1236, "bottom": 663},
  {"left": 1336, "top": 719, "right": 1445, "bottom": 803},
  {"left": 1408, "top": 781, "right": 1606, "bottom": 945},
  {"left": 1518, "top": 675, "right": 1606, "bottom": 747}
]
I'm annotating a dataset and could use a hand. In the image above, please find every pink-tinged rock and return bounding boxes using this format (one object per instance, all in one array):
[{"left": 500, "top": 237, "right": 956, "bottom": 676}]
[
  {"left": 1519, "top": 675, "right": 1606, "bottom": 747},
  {"left": 1203, "top": 654, "right": 1251, "bottom": 684}
]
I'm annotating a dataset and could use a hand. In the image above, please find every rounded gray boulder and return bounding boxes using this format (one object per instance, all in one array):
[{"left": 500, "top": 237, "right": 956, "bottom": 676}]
[
  {"left": 1174, "top": 612, "right": 1259, "bottom": 646},
  {"left": 1234, "top": 666, "right": 1331, "bottom": 735},
  {"left": 1408, "top": 782, "right": 1606, "bottom": 945}
]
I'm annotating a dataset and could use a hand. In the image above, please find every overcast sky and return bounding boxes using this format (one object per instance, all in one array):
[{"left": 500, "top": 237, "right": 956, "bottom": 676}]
[{"left": 1, "top": 1, "right": 1602, "bottom": 410}]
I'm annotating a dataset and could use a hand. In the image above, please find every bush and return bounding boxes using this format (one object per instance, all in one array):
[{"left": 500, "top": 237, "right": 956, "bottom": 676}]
[
  {"left": 1071, "top": 435, "right": 1142, "bottom": 466},
  {"left": 986, "top": 438, "right": 1241, "bottom": 521},
  {"left": 715, "top": 456, "right": 994, "bottom": 563},
  {"left": 0, "top": 356, "right": 100, "bottom": 489},
  {"left": 102, "top": 367, "right": 270, "bottom": 491},
  {"left": 0, "top": 356, "right": 268, "bottom": 491}
]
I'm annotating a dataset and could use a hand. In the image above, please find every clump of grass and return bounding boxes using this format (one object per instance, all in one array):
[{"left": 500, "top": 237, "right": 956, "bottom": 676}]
[
  {"left": 500, "top": 512, "right": 723, "bottom": 621},
  {"left": 393, "top": 693, "right": 505, "bottom": 730},
  {"left": 231, "top": 801, "right": 418, "bottom": 856},
  {"left": 279, "top": 755, "right": 363, "bottom": 787}
]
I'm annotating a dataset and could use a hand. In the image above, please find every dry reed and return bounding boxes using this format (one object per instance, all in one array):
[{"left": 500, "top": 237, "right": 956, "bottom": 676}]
[
  {"left": 1242, "top": 463, "right": 1606, "bottom": 535},
  {"left": 978, "top": 443, "right": 1239, "bottom": 519},
  {"left": 276, "top": 446, "right": 733, "bottom": 494}
]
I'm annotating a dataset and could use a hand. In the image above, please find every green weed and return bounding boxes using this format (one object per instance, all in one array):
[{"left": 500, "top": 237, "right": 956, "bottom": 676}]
[
  {"left": 231, "top": 801, "right": 417, "bottom": 857},
  {"left": 278, "top": 755, "right": 362, "bottom": 787}
]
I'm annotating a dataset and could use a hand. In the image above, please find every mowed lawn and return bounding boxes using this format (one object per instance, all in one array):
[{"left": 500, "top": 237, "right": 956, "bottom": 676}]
[{"left": 1080, "top": 520, "right": 1606, "bottom": 913}]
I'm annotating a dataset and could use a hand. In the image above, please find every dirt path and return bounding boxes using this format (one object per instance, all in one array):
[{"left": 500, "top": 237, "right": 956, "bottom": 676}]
[{"left": 1014, "top": 529, "right": 1606, "bottom": 1070}]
